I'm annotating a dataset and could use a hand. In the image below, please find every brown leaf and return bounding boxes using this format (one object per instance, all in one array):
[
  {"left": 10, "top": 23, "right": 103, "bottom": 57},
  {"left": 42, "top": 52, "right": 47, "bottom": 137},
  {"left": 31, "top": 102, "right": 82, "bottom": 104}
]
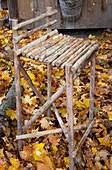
[
  {"left": 48, "top": 135, "right": 60, "bottom": 146},
  {"left": 37, "top": 162, "right": 51, "bottom": 170},
  {"left": 20, "top": 146, "right": 33, "bottom": 161}
]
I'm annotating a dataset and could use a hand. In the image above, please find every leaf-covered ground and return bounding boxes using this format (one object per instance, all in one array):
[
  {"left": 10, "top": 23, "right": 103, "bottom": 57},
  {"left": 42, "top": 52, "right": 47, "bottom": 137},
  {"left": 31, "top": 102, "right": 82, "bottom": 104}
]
[{"left": 0, "top": 21, "right": 112, "bottom": 169}]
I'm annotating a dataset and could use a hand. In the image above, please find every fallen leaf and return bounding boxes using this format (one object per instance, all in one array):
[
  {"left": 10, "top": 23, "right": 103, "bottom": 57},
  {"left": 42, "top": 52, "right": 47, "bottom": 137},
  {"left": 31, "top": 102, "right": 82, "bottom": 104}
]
[
  {"left": 0, "top": 148, "right": 5, "bottom": 157},
  {"left": 64, "top": 157, "right": 69, "bottom": 168},
  {"left": 58, "top": 107, "right": 66, "bottom": 117},
  {"left": 9, "top": 158, "right": 20, "bottom": 170},
  {"left": 52, "top": 145, "right": 58, "bottom": 155},
  {"left": 88, "top": 34, "right": 95, "bottom": 39},
  {"left": 22, "top": 95, "right": 32, "bottom": 105},
  {"left": 107, "top": 112, "right": 112, "bottom": 121},
  {"left": 37, "top": 162, "right": 50, "bottom": 170},
  {"left": 6, "top": 109, "right": 16, "bottom": 120},
  {"left": 55, "top": 70, "right": 64, "bottom": 77},
  {"left": 48, "top": 135, "right": 60, "bottom": 146},
  {"left": 20, "top": 146, "right": 33, "bottom": 161},
  {"left": 75, "top": 98, "right": 89, "bottom": 108},
  {"left": 8, "top": 30, "right": 13, "bottom": 34},
  {"left": 40, "top": 117, "right": 49, "bottom": 129},
  {"left": 33, "top": 143, "right": 45, "bottom": 161},
  {"left": 98, "top": 135, "right": 111, "bottom": 148}
]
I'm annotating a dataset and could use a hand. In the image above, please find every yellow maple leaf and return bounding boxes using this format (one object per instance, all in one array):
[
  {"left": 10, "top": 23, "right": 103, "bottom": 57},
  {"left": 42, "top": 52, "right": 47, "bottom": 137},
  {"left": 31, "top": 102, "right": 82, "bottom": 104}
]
[
  {"left": 64, "top": 157, "right": 69, "bottom": 168},
  {"left": 2, "top": 71, "right": 10, "bottom": 80},
  {"left": 88, "top": 34, "right": 95, "bottom": 39},
  {"left": 21, "top": 77, "right": 29, "bottom": 89},
  {"left": 33, "top": 143, "right": 45, "bottom": 161},
  {"left": 107, "top": 112, "right": 112, "bottom": 121},
  {"left": 98, "top": 136, "right": 111, "bottom": 148},
  {"left": 52, "top": 145, "right": 58, "bottom": 155},
  {"left": 33, "top": 81, "right": 39, "bottom": 86},
  {"left": 91, "top": 147, "right": 97, "bottom": 155},
  {"left": 96, "top": 65, "right": 103, "bottom": 70},
  {"left": 9, "top": 158, "right": 20, "bottom": 170},
  {"left": 0, "top": 148, "right": 5, "bottom": 157},
  {"left": 55, "top": 70, "right": 64, "bottom": 77},
  {"left": 8, "top": 30, "right": 13, "bottom": 34},
  {"left": 60, "top": 79, "right": 65, "bottom": 85},
  {"left": 75, "top": 98, "right": 89, "bottom": 108},
  {"left": 58, "top": 107, "right": 66, "bottom": 117},
  {"left": 6, "top": 109, "right": 16, "bottom": 120},
  {"left": 0, "top": 30, "right": 4, "bottom": 34},
  {"left": 31, "top": 127, "right": 39, "bottom": 133},
  {"left": 27, "top": 71, "right": 35, "bottom": 81},
  {"left": 4, "top": 38, "right": 9, "bottom": 43},
  {"left": 33, "top": 143, "right": 45, "bottom": 150},
  {"left": 97, "top": 80, "right": 106, "bottom": 85}
]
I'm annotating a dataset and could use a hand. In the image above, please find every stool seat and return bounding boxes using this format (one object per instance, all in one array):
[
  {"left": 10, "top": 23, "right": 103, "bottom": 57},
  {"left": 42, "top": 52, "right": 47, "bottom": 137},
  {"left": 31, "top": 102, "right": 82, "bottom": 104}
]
[{"left": 15, "top": 29, "right": 98, "bottom": 73}]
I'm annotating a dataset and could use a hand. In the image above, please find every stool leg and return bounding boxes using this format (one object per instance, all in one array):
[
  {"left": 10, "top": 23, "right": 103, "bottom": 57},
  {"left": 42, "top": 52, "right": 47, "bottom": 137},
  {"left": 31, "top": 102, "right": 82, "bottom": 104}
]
[
  {"left": 47, "top": 64, "right": 51, "bottom": 117},
  {"left": 14, "top": 54, "right": 22, "bottom": 152},
  {"left": 89, "top": 57, "right": 96, "bottom": 123},
  {"left": 13, "top": 19, "right": 22, "bottom": 152},
  {"left": 66, "top": 64, "right": 74, "bottom": 170}
]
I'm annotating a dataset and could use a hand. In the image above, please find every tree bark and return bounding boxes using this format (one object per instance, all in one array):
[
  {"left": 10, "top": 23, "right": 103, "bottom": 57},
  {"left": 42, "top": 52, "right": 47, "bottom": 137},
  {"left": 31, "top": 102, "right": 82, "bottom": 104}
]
[{"left": 0, "top": 81, "right": 23, "bottom": 137}]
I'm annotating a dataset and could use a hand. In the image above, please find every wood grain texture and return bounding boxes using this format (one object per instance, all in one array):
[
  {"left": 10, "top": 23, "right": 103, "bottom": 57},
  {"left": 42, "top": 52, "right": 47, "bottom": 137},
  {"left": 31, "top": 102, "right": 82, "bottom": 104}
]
[
  {"left": 12, "top": 19, "right": 22, "bottom": 152},
  {"left": 72, "top": 120, "right": 95, "bottom": 157},
  {"left": 47, "top": 64, "right": 51, "bottom": 117},
  {"left": 17, "top": 0, "right": 112, "bottom": 29},
  {"left": 16, "top": 124, "right": 88, "bottom": 140},
  {"left": 66, "top": 64, "right": 74, "bottom": 170},
  {"left": 89, "top": 57, "right": 96, "bottom": 123}
]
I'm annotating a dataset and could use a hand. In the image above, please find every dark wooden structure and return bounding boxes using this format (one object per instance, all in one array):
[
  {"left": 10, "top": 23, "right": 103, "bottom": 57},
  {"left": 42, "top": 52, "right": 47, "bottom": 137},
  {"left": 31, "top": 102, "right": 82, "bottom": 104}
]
[
  {"left": 16, "top": 0, "right": 112, "bottom": 29},
  {"left": 1, "top": 0, "right": 112, "bottom": 29},
  {"left": 5, "top": 7, "right": 99, "bottom": 169}
]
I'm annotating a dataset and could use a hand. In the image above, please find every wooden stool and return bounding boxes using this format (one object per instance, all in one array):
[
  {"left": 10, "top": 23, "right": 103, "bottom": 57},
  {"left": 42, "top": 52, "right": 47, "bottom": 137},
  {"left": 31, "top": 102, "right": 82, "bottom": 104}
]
[{"left": 6, "top": 7, "right": 99, "bottom": 170}]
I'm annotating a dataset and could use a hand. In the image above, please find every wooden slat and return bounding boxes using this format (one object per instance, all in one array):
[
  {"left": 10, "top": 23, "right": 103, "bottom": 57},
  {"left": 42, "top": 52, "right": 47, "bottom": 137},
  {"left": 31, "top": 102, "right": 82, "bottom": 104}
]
[
  {"left": 71, "top": 44, "right": 99, "bottom": 73},
  {"left": 14, "top": 20, "right": 57, "bottom": 43},
  {"left": 61, "top": 42, "right": 91, "bottom": 69},
  {"left": 52, "top": 39, "right": 84, "bottom": 66},
  {"left": 53, "top": 40, "right": 85, "bottom": 67},
  {"left": 22, "top": 33, "right": 59, "bottom": 56},
  {"left": 25, "top": 34, "right": 63, "bottom": 59},
  {"left": 38, "top": 36, "right": 70, "bottom": 62},
  {"left": 69, "top": 42, "right": 95, "bottom": 65},
  {"left": 30, "top": 35, "right": 66, "bottom": 60},
  {"left": 44, "top": 37, "right": 75, "bottom": 64},
  {"left": 15, "top": 29, "right": 58, "bottom": 55},
  {"left": 13, "top": 9, "right": 58, "bottom": 30}
]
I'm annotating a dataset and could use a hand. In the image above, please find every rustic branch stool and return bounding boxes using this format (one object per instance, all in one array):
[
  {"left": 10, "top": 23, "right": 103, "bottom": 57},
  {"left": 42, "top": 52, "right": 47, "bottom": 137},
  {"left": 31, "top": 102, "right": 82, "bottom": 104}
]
[{"left": 6, "top": 7, "right": 99, "bottom": 170}]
